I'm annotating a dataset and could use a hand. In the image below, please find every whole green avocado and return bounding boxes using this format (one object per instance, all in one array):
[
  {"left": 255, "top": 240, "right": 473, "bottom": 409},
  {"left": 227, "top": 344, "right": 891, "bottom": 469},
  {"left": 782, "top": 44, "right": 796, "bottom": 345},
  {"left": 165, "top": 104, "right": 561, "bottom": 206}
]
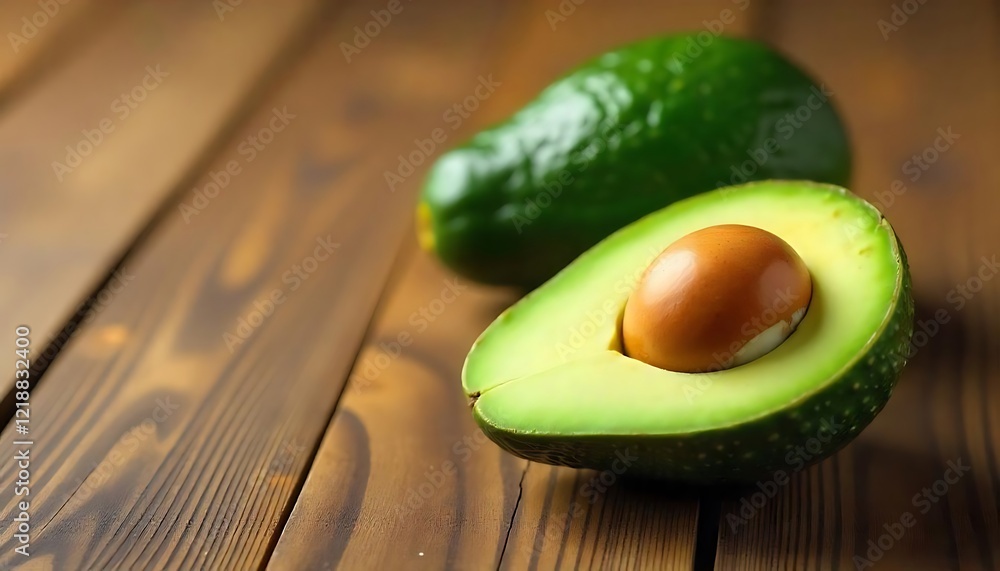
[{"left": 417, "top": 35, "right": 851, "bottom": 288}]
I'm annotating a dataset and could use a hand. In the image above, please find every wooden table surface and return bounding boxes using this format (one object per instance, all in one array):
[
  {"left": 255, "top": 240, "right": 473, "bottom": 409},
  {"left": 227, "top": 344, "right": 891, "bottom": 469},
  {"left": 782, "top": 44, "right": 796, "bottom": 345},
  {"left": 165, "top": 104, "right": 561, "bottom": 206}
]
[{"left": 0, "top": 0, "right": 997, "bottom": 569}]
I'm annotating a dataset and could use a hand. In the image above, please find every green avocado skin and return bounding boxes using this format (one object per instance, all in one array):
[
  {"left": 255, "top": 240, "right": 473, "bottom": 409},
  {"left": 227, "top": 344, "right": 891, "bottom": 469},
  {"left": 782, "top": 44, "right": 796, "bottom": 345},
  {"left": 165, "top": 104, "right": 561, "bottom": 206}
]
[
  {"left": 474, "top": 245, "right": 913, "bottom": 483},
  {"left": 420, "top": 35, "right": 851, "bottom": 288}
]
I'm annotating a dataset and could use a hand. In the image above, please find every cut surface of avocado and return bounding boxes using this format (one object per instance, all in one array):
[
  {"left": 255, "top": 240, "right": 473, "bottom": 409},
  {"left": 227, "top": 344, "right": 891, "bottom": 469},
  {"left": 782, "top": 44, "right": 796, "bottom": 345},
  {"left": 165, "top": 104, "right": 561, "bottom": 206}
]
[{"left": 463, "top": 181, "right": 913, "bottom": 481}]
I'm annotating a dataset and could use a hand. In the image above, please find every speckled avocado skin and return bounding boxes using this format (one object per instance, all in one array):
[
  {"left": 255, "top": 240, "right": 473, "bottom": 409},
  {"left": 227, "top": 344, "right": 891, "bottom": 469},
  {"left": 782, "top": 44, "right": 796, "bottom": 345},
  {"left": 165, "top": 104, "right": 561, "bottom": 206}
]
[
  {"left": 473, "top": 239, "right": 913, "bottom": 483},
  {"left": 419, "top": 35, "right": 851, "bottom": 287}
]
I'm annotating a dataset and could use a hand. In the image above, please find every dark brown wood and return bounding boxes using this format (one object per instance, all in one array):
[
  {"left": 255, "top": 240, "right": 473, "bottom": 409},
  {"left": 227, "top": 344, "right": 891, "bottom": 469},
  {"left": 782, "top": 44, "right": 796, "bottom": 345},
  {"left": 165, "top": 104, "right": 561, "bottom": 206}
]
[
  {"left": 499, "top": 463, "right": 701, "bottom": 570},
  {"left": 270, "top": 1, "right": 755, "bottom": 569},
  {"left": 714, "top": 1, "right": 1000, "bottom": 569},
  {"left": 268, "top": 248, "right": 524, "bottom": 570},
  {"left": 467, "top": 2, "right": 762, "bottom": 568},
  {"left": 0, "top": 0, "right": 322, "bottom": 401},
  {"left": 0, "top": 1, "right": 504, "bottom": 569},
  {"left": 2, "top": 0, "right": 998, "bottom": 568}
]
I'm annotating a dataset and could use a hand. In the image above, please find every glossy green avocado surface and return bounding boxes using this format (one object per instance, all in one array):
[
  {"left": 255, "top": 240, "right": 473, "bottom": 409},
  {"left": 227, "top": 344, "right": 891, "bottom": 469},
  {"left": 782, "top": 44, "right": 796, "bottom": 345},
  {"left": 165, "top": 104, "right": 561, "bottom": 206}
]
[
  {"left": 463, "top": 181, "right": 913, "bottom": 483},
  {"left": 419, "top": 35, "right": 851, "bottom": 287}
]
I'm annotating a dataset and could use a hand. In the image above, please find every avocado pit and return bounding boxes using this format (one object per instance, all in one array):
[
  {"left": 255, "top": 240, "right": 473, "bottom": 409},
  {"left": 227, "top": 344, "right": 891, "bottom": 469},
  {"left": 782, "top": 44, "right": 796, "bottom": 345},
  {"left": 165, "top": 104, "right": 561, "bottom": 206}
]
[{"left": 621, "top": 224, "right": 812, "bottom": 373}]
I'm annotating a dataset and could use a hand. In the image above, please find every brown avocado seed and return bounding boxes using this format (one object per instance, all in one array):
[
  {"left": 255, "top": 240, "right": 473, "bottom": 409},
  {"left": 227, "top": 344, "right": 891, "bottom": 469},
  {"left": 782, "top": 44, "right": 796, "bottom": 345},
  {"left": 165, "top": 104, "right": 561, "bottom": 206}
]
[{"left": 622, "top": 224, "right": 812, "bottom": 373}]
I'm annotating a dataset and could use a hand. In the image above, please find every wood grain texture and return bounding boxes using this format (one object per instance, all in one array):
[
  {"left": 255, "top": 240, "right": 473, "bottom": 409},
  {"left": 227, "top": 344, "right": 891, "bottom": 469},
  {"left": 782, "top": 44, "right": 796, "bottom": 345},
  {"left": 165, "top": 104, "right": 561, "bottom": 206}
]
[
  {"left": 714, "top": 1, "right": 1000, "bottom": 569},
  {"left": 499, "top": 463, "right": 700, "bottom": 570},
  {"left": 1, "top": 0, "right": 995, "bottom": 569},
  {"left": 0, "top": 1, "right": 504, "bottom": 569},
  {"left": 0, "top": 0, "right": 320, "bottom": 403},
  {"left": 271, "top": 1, "right": 756, "bottom": 569},
  {"left": 0, "top": 0, "right": 115, "bottom": 107},
  {"left": 268, "top": 248, "right": 524, "bottom": 570},
  {"left": 494, "top": 2, "right": 757, "bottom": 569}
]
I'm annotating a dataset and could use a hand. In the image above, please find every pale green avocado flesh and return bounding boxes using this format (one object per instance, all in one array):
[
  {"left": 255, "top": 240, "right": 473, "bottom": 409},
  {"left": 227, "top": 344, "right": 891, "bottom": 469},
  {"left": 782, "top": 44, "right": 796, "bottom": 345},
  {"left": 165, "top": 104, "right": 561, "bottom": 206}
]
[{"left": 463, "top": 181, "right": 913, "bottom": 482}]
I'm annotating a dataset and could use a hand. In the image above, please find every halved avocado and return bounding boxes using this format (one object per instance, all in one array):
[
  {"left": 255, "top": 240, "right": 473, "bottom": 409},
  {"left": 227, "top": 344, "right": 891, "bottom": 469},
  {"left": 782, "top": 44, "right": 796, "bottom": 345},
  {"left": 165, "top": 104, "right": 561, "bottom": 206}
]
[{"left": 463, "top": 181, "right": 913, "bottom": 482}]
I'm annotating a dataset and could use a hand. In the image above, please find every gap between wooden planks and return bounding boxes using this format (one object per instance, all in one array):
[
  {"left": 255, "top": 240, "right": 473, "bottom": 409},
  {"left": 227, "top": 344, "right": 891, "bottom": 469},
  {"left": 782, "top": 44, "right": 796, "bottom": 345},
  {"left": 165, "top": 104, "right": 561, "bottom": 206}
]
[
  {"left": 271, "top": 1, "right": 1000, "bottom": 569},
  {"left": 269, "top": 1, "right": 761, "bottom": 570},
  {"left": 0, "top": 0, "right": 509, "bottom": 569},
  {"left": 4, "top": 0, "right": 990, "bottom": 569},
  {"left": 0, "top": 0, "right": 323, "bottom": 411},
  {"left": 713, "top": 1, "right": 1000, "bottom": 570}
]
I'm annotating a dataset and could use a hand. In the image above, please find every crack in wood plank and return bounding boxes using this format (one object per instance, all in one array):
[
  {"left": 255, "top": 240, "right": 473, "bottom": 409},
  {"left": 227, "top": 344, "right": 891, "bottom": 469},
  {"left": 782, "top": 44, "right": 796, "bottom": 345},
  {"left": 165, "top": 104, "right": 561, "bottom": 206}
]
[{"left": 496, "top": 463, "right": 529, "bottom": 571}]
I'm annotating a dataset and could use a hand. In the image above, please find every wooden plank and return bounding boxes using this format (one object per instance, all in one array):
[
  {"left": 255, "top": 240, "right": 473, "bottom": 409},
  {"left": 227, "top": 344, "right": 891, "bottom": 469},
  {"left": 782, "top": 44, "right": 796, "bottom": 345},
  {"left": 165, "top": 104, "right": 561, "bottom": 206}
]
[
  {"left": 270, "top": 1, "right": 756, "bottom": 569},
  {"left": 714, "top": 0, "right": 1000, "bottom": 569},
  {"left": 498, "top": 462, "right": 701, "bottom": 570},
  {"left": 0, "top": 0, "right": 322, "bottom": 404},
  {"left": 494, "top": 2, "right": 757, "bottom": 568},
  {"left": 0, "top": 1, "right": 505, "bottom": 569},
  {"left": 268, "top": 249, "right": 524, "bottom": 570},
  {"left": 0, "top": 0, "right": 110, "bottom": 105}
]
